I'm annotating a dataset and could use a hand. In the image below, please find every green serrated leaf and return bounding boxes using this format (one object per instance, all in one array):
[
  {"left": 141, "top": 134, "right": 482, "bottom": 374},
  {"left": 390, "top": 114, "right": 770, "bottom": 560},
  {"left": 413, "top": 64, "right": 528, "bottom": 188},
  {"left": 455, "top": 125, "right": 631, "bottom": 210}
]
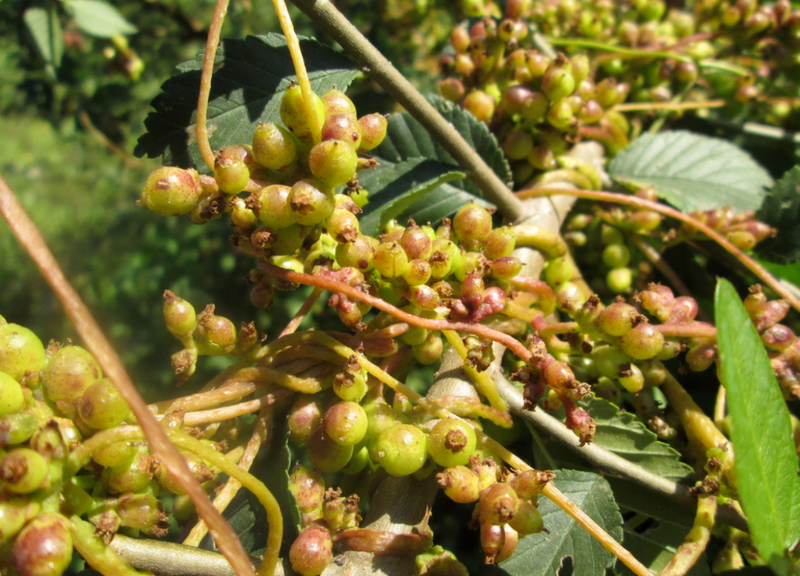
[
  {"left": 134, "top": 34, "right": 358, "bottom": 171},
  {"left": 483, "top": 470, "right": 622, "bottom": 576},
  {"left": 358, "top": 158, "right": 464, "bottom": 236},
  {"left": 63, "top": 0, "right": 137, "bottom": 38},
  {"left": 609, "top": 131, "right": 772, "bottom": 213},
  {"left": 538, "top": 395, "right": 695, "bottom": 483},
  {"left": 23, "top": 6, "right": 64, "bottom": 73},
  {"left": 365, "top": 94, "right": 511, "bottom": 224},
  {"left": 715, "top": 278, "right": 800, "bottom": 575},
  {"left": 756, "top": 166, "right": 800, "bottom": 264}
]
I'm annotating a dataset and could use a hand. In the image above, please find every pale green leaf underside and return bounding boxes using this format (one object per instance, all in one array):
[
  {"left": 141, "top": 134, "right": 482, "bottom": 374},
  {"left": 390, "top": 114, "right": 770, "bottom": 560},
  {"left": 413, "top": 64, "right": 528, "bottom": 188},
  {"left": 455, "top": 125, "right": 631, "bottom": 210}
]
[
  {"left": 756, "top": 165, "right": 800, "bottom": 264},
  {"left": 64, "top": 0, "right": 137, "bottom": 37},
  {"left": 715, "top": 279, "right": 800, "bottom": 575},
  {"left": 23, "top": 7, "right": 64, "bottom": 71},
  {"left": 609, "top": 131, "right": 772, "bottom": 213}
]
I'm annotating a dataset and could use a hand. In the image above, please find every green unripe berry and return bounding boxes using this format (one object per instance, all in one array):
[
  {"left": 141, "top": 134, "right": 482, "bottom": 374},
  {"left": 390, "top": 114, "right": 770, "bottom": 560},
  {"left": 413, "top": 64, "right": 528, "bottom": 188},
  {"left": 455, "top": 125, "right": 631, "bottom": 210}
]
[
  {"left": 462, "top": 90, "right": 496, "bottom": 124},
  {"left": 0, "top": 372, "right": 24, "bottom": 416},
  {"left": 412, "top": 331, "right": 444, "bottom": 365},
  {"left": 309, "top": 140, "right": 358, "bottom": 188},
  {"left": 289, "top": 179, "right": 335, "bottom": 226},
  {"left": 0, "top": 497, "right": 39, "bottom": 542},
  {"left": 117, "top": 493, "right": 166, "bottom": 532},
  {"left": 253, "top": 122, "right": 298, "bottom": 170},
  {"left": 374, "top": 424, "right": 428, "bottom": 476},
  {"left": 255, "top": 184, "right": 295, "bottom": 229},
  {"left": 101, "top": 449, "right": 153, "bottom": 494},
  {"left": 543, "top": 257, "right": 574, "bottom": 287},
  {"left": 374, "top": 241, "right": 410, "bottom": 278},
  {"left": 596, "top": 302, "right": 639, "bottom": 336},
  {"left": 508, "top": 500, "right": 544, "bottom": 535},
  {"left": 91, "top": 440, "right": 139, "bottom": 468},
  {"left": 606, "top": 267, "right": 633, "bottom": 294},
  {"left": 324, "top": 401, "right": 368, "bottom": 446},
  {"left": 437, "top": 465, "right": 480, "bottom": 503},
  {"left": 0, "top": 324, "right": 46, "bottom": 383},
  {"left": 44, "top": 345, "right": 102, "bottom": 416},
  {"left": 453, "top": 203, "right": 493, "bottom": 250},
  {"left": 618, "top": 363, "right": 645, "bottom": 393},
  {"left": 592, "top": 345, "right": 632, "bottom": 380},
  {"left": 503, "top": 130, "right": 534, "bottom": 161},
  {"left": 78, "top": 378, "right": 130, "bottom": 430},
  {"left": 602, "top": 243, "right": 631, "bottom": 268},
  {"left": 427, "top": 419, "right": 477, "bottom": 467},
  {"left": 0, "top": 411, "right": 39, "bottom": 446},
  {"left": 546, "top": 99, "right": 575, "bottom": 129},
  {"left": 280, "top": 85, "right": 325, "bottom": 142},
  {"left": 163, "top": 291, "right": 197, "bottom": 340},
  {"left": 12, "top": 514, "right": 72, "bottom": 576},
  {"left": 214, "top": 148, "right": 250, "bottom": 194},
  {"left": 157, "top": 451, "right": 213, "bottom": 495},
  {"left": 140, "top": 167, "right": 201, "bottom": 216},
  {"left": 1, "top": 448, "right": 48, "bottom": 494},
  {"left": 542, "top": 62, "right": 576, "bottom": 102},
  {"left": 326, "top": 208, "right": 360, "bottom": 243},
  {"left": 400, "top": 324, "right": 429, "bottom": 347},
  {"left": 335, "top": 234, "right": 375, "bottom": 272}
]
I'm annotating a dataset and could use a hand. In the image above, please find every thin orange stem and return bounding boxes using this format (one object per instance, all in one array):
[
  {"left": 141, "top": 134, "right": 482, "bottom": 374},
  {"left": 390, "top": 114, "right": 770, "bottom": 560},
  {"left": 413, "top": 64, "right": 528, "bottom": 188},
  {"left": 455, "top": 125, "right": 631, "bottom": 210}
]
[
  {"left": 196, "top": 0, "right": 230, "bottom": 171},
  {"left": 517, "top": 187, "right": 800, "bottom": 314},
  {"left": 613, "top": 99, "right": 726, "bottom": 112}
]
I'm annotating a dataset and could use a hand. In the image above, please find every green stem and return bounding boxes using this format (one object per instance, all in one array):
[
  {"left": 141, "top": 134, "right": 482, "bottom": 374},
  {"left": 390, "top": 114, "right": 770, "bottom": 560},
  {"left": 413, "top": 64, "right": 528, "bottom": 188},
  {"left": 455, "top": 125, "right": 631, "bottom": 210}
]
[
  {"left": 70, "top": 516, "right": 146, "bottom": 576},
  {"left": 196, "top": 0, "right": 230, "bottom": 171}
]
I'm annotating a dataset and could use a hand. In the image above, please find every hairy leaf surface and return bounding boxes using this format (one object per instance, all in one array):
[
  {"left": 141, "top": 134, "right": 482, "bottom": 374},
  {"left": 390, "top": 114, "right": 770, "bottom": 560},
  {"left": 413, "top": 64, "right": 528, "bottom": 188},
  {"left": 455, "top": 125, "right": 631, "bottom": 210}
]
[
  {"left": 756, "top": 165, "right": 800, "bottom": 264},
  {"left": 609, "top": 131, "right": 772, "bottom": 213},
  {"left": 134, "top": 34, "right": 358, "bottom": 171},
  {"left": 716, "top": 278, "right": 800, "bottom": 576},
  {"left": 368, "top": 95, "right": 510, "bottom": 225}
]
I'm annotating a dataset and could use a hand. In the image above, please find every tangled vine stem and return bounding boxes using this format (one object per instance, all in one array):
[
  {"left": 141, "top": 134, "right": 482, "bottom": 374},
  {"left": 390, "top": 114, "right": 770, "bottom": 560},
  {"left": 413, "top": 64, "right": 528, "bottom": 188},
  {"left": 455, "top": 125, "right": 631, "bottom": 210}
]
[
  {"left": 196, "top": 0, "right": 230, "bottom": 172},
  {"left": 0, "top": 174, "right": 257, "bottom": 576},
  {"left": 517, "top": 187, "right": 800, "bottom": 313}
]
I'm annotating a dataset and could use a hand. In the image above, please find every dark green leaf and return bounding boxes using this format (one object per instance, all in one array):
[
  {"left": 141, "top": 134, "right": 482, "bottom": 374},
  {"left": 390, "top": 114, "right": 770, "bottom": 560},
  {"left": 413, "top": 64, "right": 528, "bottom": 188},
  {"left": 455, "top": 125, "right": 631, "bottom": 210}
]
[
  {"left": 536, "top": 396, "right": 695, "bottom": 483},
  {"left": 134, "top": 34, "right": 358, "bottom": 171},
  {"left": 715, "top": 278, "right": 800, "bottom": 575},
  {"left": 756, "top": 166, "right": 800, "bottom": 264},
  {"left": 23, "top": 6, "right": 64, "bottom": 73},
  {"left": 486, "top": 470, "right": 622, "bottom": 576},
  {"left": 609, "top": 131, "right": 772, "bottom": 213},
  {"left": 366, "top": 94, "right": 511, "bottom": 225},
  {"left": 358, "top": 158, "right": 464, "bottom": 236},
  {"left": 63, "top": 0, "right": 137, "bottom": 37}
]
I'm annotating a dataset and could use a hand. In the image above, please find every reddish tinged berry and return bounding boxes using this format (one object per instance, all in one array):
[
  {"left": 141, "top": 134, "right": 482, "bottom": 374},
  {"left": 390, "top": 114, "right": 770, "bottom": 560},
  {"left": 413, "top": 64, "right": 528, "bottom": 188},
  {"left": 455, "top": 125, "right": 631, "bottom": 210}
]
[
  {"left": 481, "top": 523, "right": 506, "bottom": 564},
  {"left": 290, "top": 525, "right": 333, "bottom": 576},
  {"left": 157, "top": 451, "right": 214, "bottom": 495},
  {"left": 596, "top": 302, "right": 639, "bottom": 336},
  {"left": 117, "top": 493, "right": 168, "bottom": 533},
  {"left": 289, "top": 464, "right": 325, "bottom": 514},
  {"left": 12, "top": 514, "right": 72, "bottom": 576},
  {"left": 309, "top": 140, "right": 358, "bottom": 188},
  {"left": 252, "top": 122, "right": 298, "bottom": 170},
  {"left": 0, "top": 324, "right": 46, "bottom": 382},
  {"left": 44, "top": 345, "right": 102, "bottom": 416},
  {"left": 140, "top": 167, "right": 201, "bottom": 216},
  {"left": 357, "top": 113, "right": 389, "bottom": 152},
  {"left": 323, "top": 401, "right": 368, "bottom": 447},
  {"left": 619, "top": 323, "right": 665, "bottom": 360},
  {"left": 321, "top": 113, "right": 362, "bottom": 150},
  {"left": 307, "top": 426, "right": 353, "bottom": 473},
  {"left": 321, "top": 89, "right": 357, "bottom": 119},
  {"left": 503, "top": 130, "right": 534, "bottom": 161},
  {"left": 287, "top": 394, "right": 323, "bottom": 449}
]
